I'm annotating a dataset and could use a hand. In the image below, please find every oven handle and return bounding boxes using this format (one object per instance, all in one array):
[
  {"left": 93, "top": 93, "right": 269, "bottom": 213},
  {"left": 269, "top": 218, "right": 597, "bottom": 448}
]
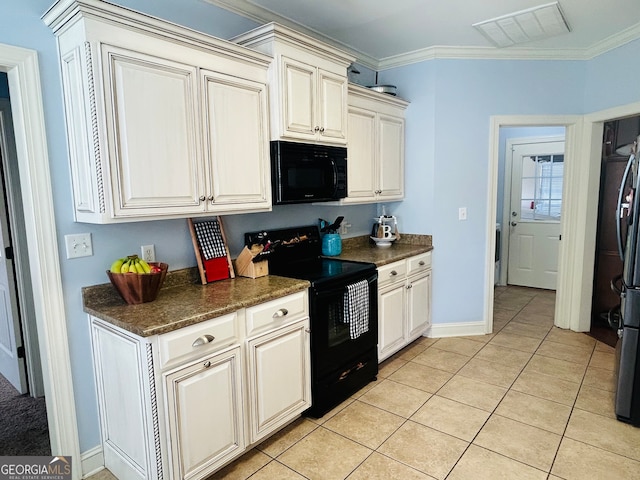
[{"left": 312, "top": 274, "right": 377, "bottom": 298}]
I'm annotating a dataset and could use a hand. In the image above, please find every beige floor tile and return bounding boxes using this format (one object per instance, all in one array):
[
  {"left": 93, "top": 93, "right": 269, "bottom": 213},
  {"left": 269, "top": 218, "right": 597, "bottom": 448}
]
[
  {"left": 493, "top": 307, "right": 518, "bottom": 322},
  {"left": 208, "top": 449, "right": 271, "bottom": 479},
  {"left": 457, "top": 358, "right": 522, "bottom": 388},
  {"left": 500, "top": 321, "right": 551, "bottom": 339},
  {"left": 492, "top": 318, "right": 510, "bottom": 332},
  {"left": 574, "top": 385, "right": 616, "bottom": 419},
  {"left": 495, "top": 293, "right": 532, "bottom": 310},
  {"left": 458, "top": 333, "right": 493, "bottom": 343},
  {"left": 377, "top": 357, "right": 408, "bottom": 379},
  {"left": 350, "top": 378, "right": 377, "bottom": 399},
  {"left": 411, "top": 395, "right": 490, "bottom": 441},
  {"left": 511, "top": 370, "right": 580, "bottom": 406},
  {"left": 277, "top": 427, "right": 371, "bottom": 480},
  {"left": 431, "top": 337, "right": 485, "bottom": 356},
  {"left": 346, "top": 452, "right": 434, "bottom": 480},
  {"left": 323, "top": 400, "right": 404, "bottom": 449},
  {"left": 512, "top": 310, "right": 555, "bottom": 327},
  {"left": 564, "top": 408, "right": 640, "bottom": 461},
  {"left": 247, "top": 461, "right": 306, "bottom": 479},
  {"left": 523, "top": 355, "right": 587, "bottom": 383},
  {"left": 595, "top": 340, "right": 616, "bottom": 353},
  {"left": 397, "top": 341, "right": 430, "bottom": 361},
  {"left": 388, "top": 362, "right": 453, "bottom": 393},
  {"left": 589, "top": 350, "right": 616, "bottom": 371},
  {"left": 86, "top": 470, "right": 116, "bottom": 480},
  {"left": 494, "top": 390, "right": 571, "bottom": 435},
  {"left": 545, "top": 328, "right": 596, "bottom": 348},
  {"left": 475, "top": 343, "right": 532, "bottom": 368},
  {"left": 379, "top": 421, "right": 468, "bottom": 479},
  {"left": 520, "top": 302, "right": 555, "bottom": 318},
  {"left": 551, "top": 437, "right": 640, "bottom": 480},
  {"left": 437, "top": 375, "right": 507, "bottom": 411},
  {"left": 489, "top": 331, "right": 543, "bottom": 353},
  {"left": 474, "top": 415, "right": 561, "bottom": 471},
  {"left": 411, "top": 347, "right": 470, "bottom": 373},
  {"left": 447, "top": 445, "right": 547, "bottom": 480},
  {"left": 414, "top": 336, "right": 439, "bottom": 347},
  {"left": 535, "top": 339, "right": 593, "bottom": 365},
  {"left": 256, "top": 418, "right": 318, "bottom": 457},
  {"left": 583, "top": 366, "right": 617, "bottom": 392},
  {"left": 359, "top": 379, "right": 431, "bottom": 418},
  {"left": 306, "top": 398, "right": 354, "bottom": 425}
]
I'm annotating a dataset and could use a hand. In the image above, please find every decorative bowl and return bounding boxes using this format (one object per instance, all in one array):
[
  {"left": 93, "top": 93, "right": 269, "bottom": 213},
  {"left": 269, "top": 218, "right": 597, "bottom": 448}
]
[
  {"left": 106, "top": 262, "right": 168, "bottom": 305},
  {"left": 370, "top": 235, "right": 397, "bottom": 248}
]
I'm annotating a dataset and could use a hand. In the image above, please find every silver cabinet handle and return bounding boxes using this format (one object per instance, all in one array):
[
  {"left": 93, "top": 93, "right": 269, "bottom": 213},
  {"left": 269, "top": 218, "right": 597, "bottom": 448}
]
[
  {"left": 203, "top": 361, "right": 211, "bottom": 368},
  {"left": 199, "top": 195, "right": 206, "bottom": 202},
  {"left": 273, "top": 308, "right": 289, "bottom": 318},
  {"left": 314, "top": 126, "right": 320, "bottom": 132},
  {"left": 511, "top": 221, "right": 517, "bottom": 227},
  {"left": 192, "top": 334, "right": 215, "bottom": 347},
  {"left": 390, "top": 270, "right": 398, "bottom": 276},
  {"left": 418, "top": 261, "right": 425, "bottom": 266},
  {"left": 305, "top": 328, "right": 311, "bottom": 333},
  {"left": 208, "top": 195, "right": 214, "bottom": 201},
  {"left": 319, "top": 127, "right": 325, "bottom": 133},
  {"left": 407, "top": 284, "right": 413, "bottom": 289}
]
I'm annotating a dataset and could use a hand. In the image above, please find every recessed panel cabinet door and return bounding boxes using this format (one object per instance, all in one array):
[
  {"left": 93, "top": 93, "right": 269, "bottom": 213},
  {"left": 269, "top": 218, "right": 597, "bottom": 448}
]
[
  {"left": 407, "top": 272, "right": 431, "bottom": 339},
  {"left": 165, "top": 346, "right": 245, "bottom": 480},
  {"left": 346, "top": 107, "right": 377, "bottom": 201},
  {"left": 282, "top": 57, "right": 316, "bottom": 139},
  {"left": 378, "top": 114, "right": 404, "bottom": 200},
  {"left": 103, "top": 45, "right": 205, "bottom": 217},
  {"left": 378, "top": 284, "right": 406, "bottom": 362},
  {"left": 203, "top": 71, "right": 269, "bottom": 207},
  {"left": 318, "top": 69, "right": 347, "bottom": 142}
]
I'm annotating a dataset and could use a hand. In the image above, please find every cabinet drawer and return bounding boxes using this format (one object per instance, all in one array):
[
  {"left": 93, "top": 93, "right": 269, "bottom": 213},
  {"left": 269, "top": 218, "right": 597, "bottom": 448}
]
[
  {"left": 246, "top": 291, "right": 308, "bottom": 337},
  {"left": 378, "top": 260, "right": 407, "bottom": 287},
  {"left": 157, "top": 312, "right": 239, "bottom": 370},
  {"left": 408, "top": 252, "right": 432, "bottom": 276}
]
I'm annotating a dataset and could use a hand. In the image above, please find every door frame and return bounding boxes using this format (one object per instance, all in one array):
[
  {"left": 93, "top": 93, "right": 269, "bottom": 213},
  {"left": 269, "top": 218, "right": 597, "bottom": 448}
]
[
  {"left": 500, "top": 135, "right": 566, "bottom": 287},
  {"left": 487, "top": 115, "right": 581, "bottom": 334},
  {"left": 0, "top": 43, "right": 81, "bottom": 472}
]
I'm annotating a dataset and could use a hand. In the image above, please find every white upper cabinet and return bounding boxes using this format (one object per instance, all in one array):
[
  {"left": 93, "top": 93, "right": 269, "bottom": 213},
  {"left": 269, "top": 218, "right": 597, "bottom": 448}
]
[
  {"left": 344, "top": 84, "right": 408, "bottom": 204},
  {"left": 233, "top": 23, "right": 354, "bottom": 146},
  {"left": 44, "top": 0, "right": 272, "bottom": 223}
]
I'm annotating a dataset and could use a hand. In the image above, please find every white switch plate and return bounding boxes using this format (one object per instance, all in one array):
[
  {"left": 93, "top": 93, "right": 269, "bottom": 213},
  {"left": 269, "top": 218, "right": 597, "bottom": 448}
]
[
  {"left": 65, "top": 233, "right": 93, "bottom": 259},
  {"left": 459, "top": 207, "right": 467, "bottom": 220}
]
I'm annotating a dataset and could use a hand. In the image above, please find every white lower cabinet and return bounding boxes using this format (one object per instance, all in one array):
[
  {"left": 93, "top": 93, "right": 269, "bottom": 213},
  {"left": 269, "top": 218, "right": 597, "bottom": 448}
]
[
  {"left": 90, "top": 290, "right": 310, "bottom": 480},
  {"left": 378, "top": 252, "right": 432, "bottom": 362}
]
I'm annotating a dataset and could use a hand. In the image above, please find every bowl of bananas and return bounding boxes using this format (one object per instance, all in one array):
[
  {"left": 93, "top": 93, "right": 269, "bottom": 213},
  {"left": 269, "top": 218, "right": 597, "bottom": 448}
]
[{"left": 107, "top": 255, "right": 168, "bottom": 305}]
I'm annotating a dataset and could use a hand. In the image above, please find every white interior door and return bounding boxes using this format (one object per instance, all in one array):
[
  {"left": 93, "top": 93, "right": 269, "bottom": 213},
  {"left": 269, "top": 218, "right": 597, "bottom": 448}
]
[
  {"left": 0, "top": 156, "right": 26, "bottom": 393},
  {"left": 507, "top": 141, "right": 565, "bottom": 290}
]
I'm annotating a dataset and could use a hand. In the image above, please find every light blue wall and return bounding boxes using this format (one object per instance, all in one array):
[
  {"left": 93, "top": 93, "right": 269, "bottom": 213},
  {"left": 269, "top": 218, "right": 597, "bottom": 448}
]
[{"left": 3, "top": 0, "right": 640, "bottom": 454}]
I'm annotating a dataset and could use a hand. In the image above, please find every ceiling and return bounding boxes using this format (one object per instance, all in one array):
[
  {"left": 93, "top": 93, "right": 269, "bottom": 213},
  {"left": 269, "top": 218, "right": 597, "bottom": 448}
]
[{"left": 206, "top": 0, "right": 640, "bottom": 69}]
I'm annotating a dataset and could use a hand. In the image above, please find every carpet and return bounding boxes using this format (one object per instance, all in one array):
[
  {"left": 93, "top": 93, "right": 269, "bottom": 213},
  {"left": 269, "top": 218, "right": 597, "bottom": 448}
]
[{"left": 0, "top": 373, "right": 50, "bottom": 455}]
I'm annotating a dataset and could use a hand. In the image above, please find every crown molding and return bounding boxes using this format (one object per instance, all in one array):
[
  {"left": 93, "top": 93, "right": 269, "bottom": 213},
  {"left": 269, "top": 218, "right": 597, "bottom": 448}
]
[{"left": 204, "top": 0, "right": 640, "bottom": 69}]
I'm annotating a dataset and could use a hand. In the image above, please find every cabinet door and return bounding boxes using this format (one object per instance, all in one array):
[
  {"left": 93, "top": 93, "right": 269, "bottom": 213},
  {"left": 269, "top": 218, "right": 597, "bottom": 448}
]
[
  {"left": 246, "top": 319, "right": 311, "bottom": 444},
  {"left": 202, "top": 71, "right": 270, "bottom": 209},
  {"left": 346, "top": 106, "right": 377, "bottom": 202},
  {"left": 378, "top": 114, "right": 405, "bottom": 200},
  {"left": 102, "top": 45, "right": 206, "bottom": 217},
  {"left": 407, "top": 272, "right": 431, "bottom": 340},
  {"left": 317, "top": 69, "right": 347, "bottom": 143},
  {"left": 281, "top": 56, "right": 316, "bottom": 140},
  {"left": 165, "top": 346, "right": 245, "bottom": 480},
  {"left": 378, "top": 284, "right": 406, "bottom": 362}
]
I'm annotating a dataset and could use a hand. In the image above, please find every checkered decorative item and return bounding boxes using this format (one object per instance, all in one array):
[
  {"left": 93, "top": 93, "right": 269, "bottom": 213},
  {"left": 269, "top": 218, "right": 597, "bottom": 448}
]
[{"left": 188, "top": 217, "right": 235, "bottom": 284}]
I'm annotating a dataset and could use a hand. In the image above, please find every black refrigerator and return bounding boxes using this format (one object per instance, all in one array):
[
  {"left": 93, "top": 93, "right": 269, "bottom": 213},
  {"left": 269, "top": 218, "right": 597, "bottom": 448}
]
[{"left": 615, "top": 142, "right": 640, "bottom": 425}]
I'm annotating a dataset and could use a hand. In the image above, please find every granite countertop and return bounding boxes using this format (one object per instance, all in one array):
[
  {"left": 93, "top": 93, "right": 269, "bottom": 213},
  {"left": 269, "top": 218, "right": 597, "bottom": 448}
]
[
  {"left": 337, "top": 234, "right": 433, "bottom": 266},
  {"left": 83, "top": 233, "right": 432, "bottom": 337},
  {"left": 83, "top": 269, "right": 309, "bottom": 337}
]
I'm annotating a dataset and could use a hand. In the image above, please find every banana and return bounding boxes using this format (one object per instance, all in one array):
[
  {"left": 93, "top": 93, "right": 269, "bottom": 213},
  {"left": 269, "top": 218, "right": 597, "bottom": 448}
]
[
  {"left": 120, "top": 259, "right": 131, "bottom": 273},
  {"left": 137, "top": 258, "right": 151, "bottom": 273},
  {"left": 110, "top": 258, "right": 125, "bottom": 273},
  {"left": 134, "top": 259, "right": 145, "bottom": 274}
]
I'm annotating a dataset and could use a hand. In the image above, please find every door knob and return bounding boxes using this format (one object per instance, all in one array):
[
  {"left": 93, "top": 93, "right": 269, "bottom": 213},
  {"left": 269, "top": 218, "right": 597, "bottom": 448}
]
[{"left": 511, "top": 221, "right": 517, "bottom": 227}]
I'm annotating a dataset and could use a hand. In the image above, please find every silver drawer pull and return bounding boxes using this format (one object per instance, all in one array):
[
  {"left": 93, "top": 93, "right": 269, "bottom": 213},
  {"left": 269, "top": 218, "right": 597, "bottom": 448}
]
[
  {"left": 203, "top": 361, "right": 212, "bottom": 368},
  {"left": 273, "top": 308, "right": 289, "bottom": 318},
  {"left": 418, "top": 261, "right": 426, "bottom": 266},
  {"left": 390, "top": 270, "right": 398, "bottom": 276},
  {"left": 192, "top": 334, "right": 215, "bottom": 347}
]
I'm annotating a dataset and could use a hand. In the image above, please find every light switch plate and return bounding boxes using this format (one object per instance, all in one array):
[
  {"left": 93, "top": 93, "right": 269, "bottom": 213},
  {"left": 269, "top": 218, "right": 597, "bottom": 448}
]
[
  {"left": 65, "top": 233, "right": 93, "bottom": 259},
  {"left": 459, "top": 207, "right": 467, "bottom": 220}
]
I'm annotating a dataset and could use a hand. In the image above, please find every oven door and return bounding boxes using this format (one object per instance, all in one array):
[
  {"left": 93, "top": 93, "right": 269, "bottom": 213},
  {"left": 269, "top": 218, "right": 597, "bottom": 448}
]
[{"left": 308, "top": 271, "right": 378, "bottom": 379}]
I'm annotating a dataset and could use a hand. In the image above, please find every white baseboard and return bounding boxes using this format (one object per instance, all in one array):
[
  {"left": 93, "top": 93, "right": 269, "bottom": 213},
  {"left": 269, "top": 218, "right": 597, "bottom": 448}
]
[
  {"left": 81, "top": 445, "right": 105, "bottom": 479},
  {"left": 426, "top": 321, "right": 488, "bottom": 338}
]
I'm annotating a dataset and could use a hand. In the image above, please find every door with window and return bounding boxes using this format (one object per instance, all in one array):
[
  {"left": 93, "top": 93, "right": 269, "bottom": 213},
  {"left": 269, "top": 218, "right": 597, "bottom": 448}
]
[{"left": 508, "top": 141, "right": 565, "bottom": 290}]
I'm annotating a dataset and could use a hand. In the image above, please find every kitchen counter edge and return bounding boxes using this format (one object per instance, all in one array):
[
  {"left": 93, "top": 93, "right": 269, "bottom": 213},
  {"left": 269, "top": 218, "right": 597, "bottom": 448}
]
[{"left": 337, "top": 234, "right": 433, "bottom": 266}]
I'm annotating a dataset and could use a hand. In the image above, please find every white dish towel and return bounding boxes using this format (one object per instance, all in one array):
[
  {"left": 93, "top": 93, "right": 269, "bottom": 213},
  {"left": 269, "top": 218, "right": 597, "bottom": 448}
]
[{"left": 343, "top": 279, "right": 369, "bottom": 339}]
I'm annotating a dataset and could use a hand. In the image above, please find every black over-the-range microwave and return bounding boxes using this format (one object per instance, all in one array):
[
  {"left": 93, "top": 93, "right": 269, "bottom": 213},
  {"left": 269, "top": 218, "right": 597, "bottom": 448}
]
[{"left": 270, "top": 141, "right": 347, "bottom": 205}]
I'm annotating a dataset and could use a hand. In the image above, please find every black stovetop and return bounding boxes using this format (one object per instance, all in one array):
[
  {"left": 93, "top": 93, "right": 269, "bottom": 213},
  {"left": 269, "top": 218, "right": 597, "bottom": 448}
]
[{"left": 244, "top": 225, "right": 375, "bottom": 287}]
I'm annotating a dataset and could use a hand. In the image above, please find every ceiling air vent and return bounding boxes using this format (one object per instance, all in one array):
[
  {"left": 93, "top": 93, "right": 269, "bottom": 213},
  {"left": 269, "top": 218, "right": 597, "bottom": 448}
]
[{"left": 472, "top": 2, "right": 570, "bottom": 48}]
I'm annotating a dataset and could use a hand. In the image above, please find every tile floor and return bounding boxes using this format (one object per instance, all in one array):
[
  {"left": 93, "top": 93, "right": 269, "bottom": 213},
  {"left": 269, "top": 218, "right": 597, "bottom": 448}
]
[{"left": 93, "top": 286, "right": 640, "bottom": 479}]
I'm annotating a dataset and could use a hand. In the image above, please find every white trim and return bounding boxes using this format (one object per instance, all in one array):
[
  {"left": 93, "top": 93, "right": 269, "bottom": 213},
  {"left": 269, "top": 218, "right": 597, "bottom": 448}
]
[
  {"left": 427, "top": 321, "right": 487, "bottom": 339},
  {"left": 81, "top": 445, "right": 105, "bottom": 479},
  {"left": 0, "top": 43, "right": 81, "bottom": 475},
  {"left": 488, "top": 115, "right": 581, "bottom": 333},
  {"left": 500, "top": 135, "right": 566, "bottom": 287}
]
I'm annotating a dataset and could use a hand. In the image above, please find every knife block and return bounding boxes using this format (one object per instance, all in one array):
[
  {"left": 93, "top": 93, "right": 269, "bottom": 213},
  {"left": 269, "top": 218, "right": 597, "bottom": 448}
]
[{"left": 235, "top": 246, "right": 269, "bottom": 278}]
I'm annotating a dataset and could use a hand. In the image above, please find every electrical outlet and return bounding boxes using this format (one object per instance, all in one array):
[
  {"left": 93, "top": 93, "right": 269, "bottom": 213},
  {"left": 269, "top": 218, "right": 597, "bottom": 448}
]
[
  {"left": 141, "top": 244, "right": 155, "bottom": 262},
  {"left": 340, "top": 222, "right": 351, "bottom": 235},
  {"left": 64, "top": 233, "right": 93, "bottom": 259},
  {"left": 459, "top": 207, "right": 467, "bottom": 220}
]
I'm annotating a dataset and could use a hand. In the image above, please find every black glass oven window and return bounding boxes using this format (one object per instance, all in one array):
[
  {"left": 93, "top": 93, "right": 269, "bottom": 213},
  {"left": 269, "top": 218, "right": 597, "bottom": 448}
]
[{"left": 326, "top": 295, "right": 349, "bottom": 348}]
